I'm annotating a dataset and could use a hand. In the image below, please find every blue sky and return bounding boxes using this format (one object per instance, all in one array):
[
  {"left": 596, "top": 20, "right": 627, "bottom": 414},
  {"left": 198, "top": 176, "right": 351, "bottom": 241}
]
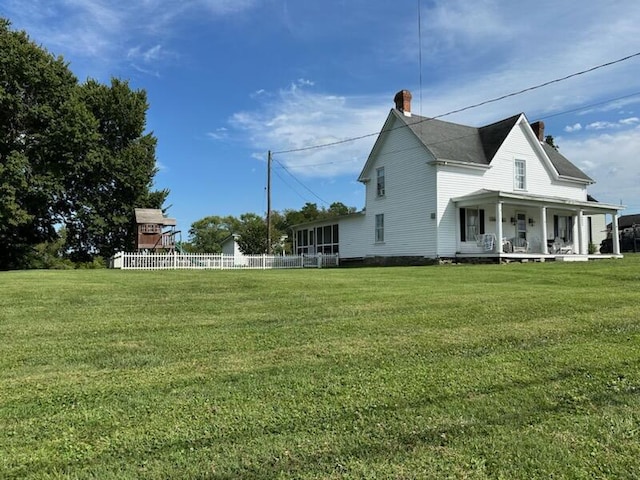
[{"left": 2, "top": 0, "right": 640, "bottom": 234}]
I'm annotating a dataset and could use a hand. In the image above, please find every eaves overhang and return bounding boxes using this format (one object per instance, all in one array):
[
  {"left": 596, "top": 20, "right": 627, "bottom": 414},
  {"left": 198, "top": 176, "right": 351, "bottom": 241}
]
[
  {"left": 428, "top": 159, "right": 491, "bottom": 171},
  {"left": 452, "top": 189, "right": 624, "bottom": 214}
]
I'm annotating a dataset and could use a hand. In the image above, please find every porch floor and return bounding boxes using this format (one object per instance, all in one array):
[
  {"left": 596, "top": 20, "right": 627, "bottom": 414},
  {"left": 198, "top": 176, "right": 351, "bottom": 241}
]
[{"left": 455, "top": 253, "right": 623, "bottom": 262}]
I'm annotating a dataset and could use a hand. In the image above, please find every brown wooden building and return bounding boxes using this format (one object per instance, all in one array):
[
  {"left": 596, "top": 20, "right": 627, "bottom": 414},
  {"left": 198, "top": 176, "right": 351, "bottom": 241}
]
[{"left": 134, "top": 208, "right": 177, "bottom": 252}]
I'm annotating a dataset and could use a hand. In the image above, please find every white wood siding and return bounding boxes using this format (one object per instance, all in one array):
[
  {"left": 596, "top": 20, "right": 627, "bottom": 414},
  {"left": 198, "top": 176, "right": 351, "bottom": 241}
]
[
  {"left": 338, "top": 215, "right": 367, "bottom": 258},
  {"left": 361, "top": 115, "right": 438, "bottom": 257},
  {"left": 436, "top": 121, "right": 588, "bottom": 256}
]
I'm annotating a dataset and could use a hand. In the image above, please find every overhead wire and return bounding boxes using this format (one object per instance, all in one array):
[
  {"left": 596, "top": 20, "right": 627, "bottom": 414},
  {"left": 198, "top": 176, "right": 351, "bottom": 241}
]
[
  {"left": 271, "top": 166, "right": 311, "bottom": 204},
  {"left": 275, "top": 90, "right": 640, "bottom": 173},
  {"left": 268, "top": 54, "right": 640, "bottom": 207},
  {"left": 270, "top": 89, "right": 640, "bottom": 204},
  {"left": 538, "top": 90, "right": 640, "bottom": 121},
  {"left": 271, "top": 51, "right": 640, "bottom": 156},
  {"left": 273, "top": 158, "right": 330, "bottom": 206}
]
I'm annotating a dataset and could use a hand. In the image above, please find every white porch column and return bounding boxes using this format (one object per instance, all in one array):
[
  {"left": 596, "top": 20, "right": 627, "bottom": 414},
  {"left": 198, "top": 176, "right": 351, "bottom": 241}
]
[
  {"left": 540, "top": 206, "right": 548, "bottom": 254},
  {"left": 496, "top": 202, "right": 503, "bottom": 253},
  {"left": 577, "top": 209, "right": 584, "bottom": 254},
  {"left": 612, "top": 213, "right": 621, "bottom": 255}
]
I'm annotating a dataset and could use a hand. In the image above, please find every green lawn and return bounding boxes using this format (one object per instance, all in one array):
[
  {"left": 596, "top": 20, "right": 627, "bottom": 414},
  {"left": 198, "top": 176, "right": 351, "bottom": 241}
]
[{"left": 1, "top": 257, "right": 639, "bottom": 479}]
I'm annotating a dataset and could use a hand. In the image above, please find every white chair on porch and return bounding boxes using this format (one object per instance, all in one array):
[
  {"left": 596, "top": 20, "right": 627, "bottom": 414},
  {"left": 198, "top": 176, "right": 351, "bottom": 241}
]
[
  {"left": 476, "top": 234, "right": 495, "bottom": 252},
  {"left": 552, "top": 237, "right": 573, "bottom": 254},
  {"left": 511, "top": 237, "right": 529, "bottom": 253}
]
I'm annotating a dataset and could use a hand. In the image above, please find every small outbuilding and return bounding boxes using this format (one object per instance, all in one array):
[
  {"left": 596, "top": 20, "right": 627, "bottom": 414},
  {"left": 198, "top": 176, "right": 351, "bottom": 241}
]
[{"left": 134, "top": 208, "right": 178, "bottom": 252}]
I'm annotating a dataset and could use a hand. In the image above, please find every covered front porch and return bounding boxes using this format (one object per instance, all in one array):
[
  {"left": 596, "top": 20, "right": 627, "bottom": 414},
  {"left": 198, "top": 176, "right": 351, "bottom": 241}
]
[{"left": 453, "top": 190, "right": 623, "bottom": 259}]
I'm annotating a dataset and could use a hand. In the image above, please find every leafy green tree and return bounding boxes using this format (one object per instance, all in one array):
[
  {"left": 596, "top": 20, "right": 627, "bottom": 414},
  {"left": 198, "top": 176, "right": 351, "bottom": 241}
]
[
  {"left": 300, "top": 202, "right": 320, "bottom": 222},
  {"left": 0, "top": 19, "right": 78, "bottom": 268},
  {"left": 267, "top": 210, "right": 289, "bottom": 254},
  {"left": 64, "top": 78, "right": 169, "bottom": 262},
  {"left": 0, "top": 19, "right": 168, "bottom": 268},
  {"left": 236, "top": 213, "right": 268, "bottom": 254},
  {"left": 545, "top": 135, "right": 559, "bottom": 151},
  {"left": 26, "top": 228, "right": 74, "bottom": 269},
  {"left": 326, "top": 201, "right": 356, "bottom": 217},
  {"left": 188, "top": 215, "right": 240, "bottom": 253}
]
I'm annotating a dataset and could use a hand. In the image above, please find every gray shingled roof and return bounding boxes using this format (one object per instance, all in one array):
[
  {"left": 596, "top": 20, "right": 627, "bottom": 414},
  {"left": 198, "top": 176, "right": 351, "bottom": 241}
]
[
  {"left": 478, "top": 114, "right": 521, "bottom": 161},
  {"left": 395, "top": 110, "right": 592, "bottom": 182},
  {"left": 402, "top": 114, "right": 486, "bottom": 164},
  {"left": 541, "top": 143, "right": 593, "bottom": 182}
]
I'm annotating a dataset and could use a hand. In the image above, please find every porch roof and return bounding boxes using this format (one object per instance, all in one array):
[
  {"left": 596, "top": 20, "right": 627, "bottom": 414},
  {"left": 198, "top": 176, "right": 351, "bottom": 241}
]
[{"left": 452, "top": 189, "right": 623, "bottom": 214}]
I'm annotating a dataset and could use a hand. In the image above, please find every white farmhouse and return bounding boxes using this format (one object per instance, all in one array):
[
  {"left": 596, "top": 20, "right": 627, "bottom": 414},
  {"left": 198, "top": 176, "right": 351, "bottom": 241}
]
[{"left": 293, "top": 90, "right": 623, "bottom": 264}]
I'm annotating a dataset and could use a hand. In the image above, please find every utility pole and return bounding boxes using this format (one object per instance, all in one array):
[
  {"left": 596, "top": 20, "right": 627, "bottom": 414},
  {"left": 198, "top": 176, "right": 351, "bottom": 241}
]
[{"left": 266, "top": 150, "right": 272, "bottom": 254}]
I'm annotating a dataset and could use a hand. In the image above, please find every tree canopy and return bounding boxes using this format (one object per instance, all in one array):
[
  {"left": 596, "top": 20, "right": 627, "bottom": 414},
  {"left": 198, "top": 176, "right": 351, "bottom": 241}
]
[
  {"left": 544, "top": 135, "right": 559, "bottom": 151},
  {"left": 188, "top": 202, "right": 357, "bottom": 255},
  {"left": 0, "top": 19, "right": 168, "bottom": 269},
  {"left": 187, "top": 215, "right": 240, "bottom": 253}
]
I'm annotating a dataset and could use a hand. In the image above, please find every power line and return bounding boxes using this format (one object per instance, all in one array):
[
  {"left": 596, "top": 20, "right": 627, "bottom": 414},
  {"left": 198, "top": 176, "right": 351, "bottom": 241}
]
[
  {"left": 269, "top": 90, "right": 640, "bottom": 201},
  {"left": 272, "top": 51, "right": 640, "bottom": 156},
  {"left": 275, "top": 91, "right": 640, "bottom": 174},
  {"left": 539, "top": 90, "right": 640, "bottom": 121},
  {"left": 273, "top": 158, "right": 330, "bottom": 206},
  {"left": 271, "top": 166, "right": 313, "bottom": 204},
  {"left": 417, "top": 0, "right": 423, "bottom": 117},
  {"left": 430, "top": 52, "right": 640, "bottom": 120},
  {"left": 273, "top": 158, "right": 362, "bottom": 169}
]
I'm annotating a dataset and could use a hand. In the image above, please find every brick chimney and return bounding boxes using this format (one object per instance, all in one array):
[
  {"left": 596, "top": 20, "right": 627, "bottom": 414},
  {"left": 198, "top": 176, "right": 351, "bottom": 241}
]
[
  {"left": 394, "top": 90, "right": 412, "bottom": 117},
  {"left": 530, "top": 121, "right": 545, "bottom": 142}
]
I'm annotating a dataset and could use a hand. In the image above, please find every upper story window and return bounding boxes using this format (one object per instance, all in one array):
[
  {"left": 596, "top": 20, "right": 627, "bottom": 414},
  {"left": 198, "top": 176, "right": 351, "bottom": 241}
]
[
  {"left": 514, "top": 159, "right": 526, "bottom": 190},
  {"left": 376, "top": 167, "right": 385, "bottom": 197}
]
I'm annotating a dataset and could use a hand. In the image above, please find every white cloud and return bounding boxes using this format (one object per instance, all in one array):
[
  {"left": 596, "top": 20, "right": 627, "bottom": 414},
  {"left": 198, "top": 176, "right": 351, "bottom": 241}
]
[
  {"left": 561, "top": 126, "right": 640, "bottom": 208},
  {"left": 251, "top": 89, "right": 267, "bottom": 99},
  {"left": 231, "top": 82, "right": 387, "bottom": 178},
  {"left": 576, "top": 96, "right": 640, "bottom": 116},
  {"left": 206, "top": 128, "right": 229, "bottom": 141},
  {"left": 127, "top": 44, "right": 165, "bottom": 64},
  {"left": 1, "top": 0, "right": 259, "bottom": 76},
  {"left": 565, "top": 123, "right": 582, "bottom": 133},
  {"left": 587, "top": 121, "right": 617, "bottom": 130},
  {"left": 421, "top": 0, "right": 514, "bottom": 52},
  {"left": 619, "top": 117, "right": 639, "bottom": 125},
  {"left": 583, "top": 117, "right": 640, "bottom": 131}
]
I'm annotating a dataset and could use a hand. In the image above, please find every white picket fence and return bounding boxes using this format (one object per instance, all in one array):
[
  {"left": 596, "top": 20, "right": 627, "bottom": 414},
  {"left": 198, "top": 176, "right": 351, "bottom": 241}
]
[{"left": 109, "top": 252, "right": 339, "bottom": 270}]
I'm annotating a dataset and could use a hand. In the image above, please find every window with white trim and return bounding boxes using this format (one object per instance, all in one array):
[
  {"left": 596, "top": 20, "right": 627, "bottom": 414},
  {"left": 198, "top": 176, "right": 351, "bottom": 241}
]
[
  {"left": 375, "top": 214, "right": 384, "bottom": 242},
  {"left": 514, "top": 159, "right": 526, "bottom": 190},
  {"left": 459, "top": 208, "right": 485, "bottom": 241},
  {"left": 376, "top": 167, "right": 385, "bottom": 197}
]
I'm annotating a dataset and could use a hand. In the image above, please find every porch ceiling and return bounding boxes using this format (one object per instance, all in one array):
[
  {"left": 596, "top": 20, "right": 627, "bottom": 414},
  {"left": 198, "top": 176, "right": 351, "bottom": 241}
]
[{"left": 452, "top": 189, "right": 623, "bottom": 214}]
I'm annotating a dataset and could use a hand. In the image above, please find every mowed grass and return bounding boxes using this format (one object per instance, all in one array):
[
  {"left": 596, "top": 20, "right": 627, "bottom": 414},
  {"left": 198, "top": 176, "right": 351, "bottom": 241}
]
[{"left": 1, "top": 257, "right": 640, "bottom": 479}]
